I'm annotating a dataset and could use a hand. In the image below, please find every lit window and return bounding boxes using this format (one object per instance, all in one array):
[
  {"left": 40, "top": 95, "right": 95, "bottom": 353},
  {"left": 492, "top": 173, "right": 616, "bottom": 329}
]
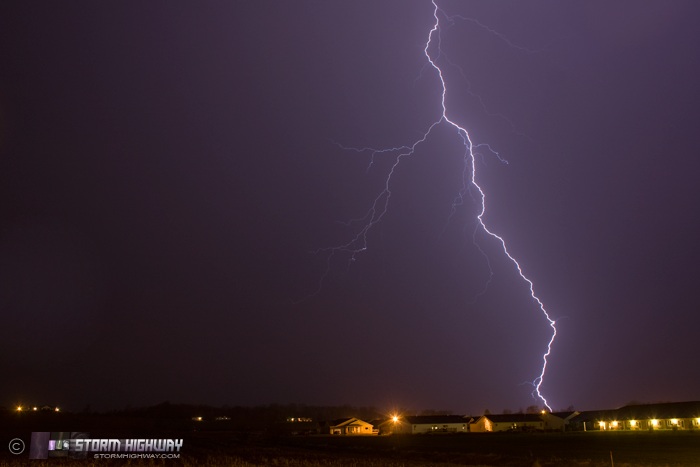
[
  {"left": 671, "top": 419, "right": 678, "bottom": 425},
  {"left": 611, "top": 421, "right": 618, "bottom": 428},
  {"left": 651, "top": 419, "right": 659, "bottom": 427},
  {"left": 629, "top": 420, "right": 636, "bottom": 427}
]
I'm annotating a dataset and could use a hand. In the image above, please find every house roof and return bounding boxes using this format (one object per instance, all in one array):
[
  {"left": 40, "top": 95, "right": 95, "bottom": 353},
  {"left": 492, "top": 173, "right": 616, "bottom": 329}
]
[
  {"left": 330, "top": 417, "right": 372, "bottom": 428},
  {"left": 403, "top": 415, "right": 468, "bottom": 425},
  {"left": 479, "top": 413, "right": 543, "bottom": 423},
  {"left": 330, "top": 417, "right": 353, "bottom": 426},
  {"left": 550, "top": 411, "right": 578, "bottom": 420}
]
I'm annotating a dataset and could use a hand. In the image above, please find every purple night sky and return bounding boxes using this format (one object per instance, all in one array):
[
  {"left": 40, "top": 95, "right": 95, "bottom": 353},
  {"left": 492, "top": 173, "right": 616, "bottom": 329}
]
[{"left": 1, "top": 1, "right": 699, "bottom": 414}]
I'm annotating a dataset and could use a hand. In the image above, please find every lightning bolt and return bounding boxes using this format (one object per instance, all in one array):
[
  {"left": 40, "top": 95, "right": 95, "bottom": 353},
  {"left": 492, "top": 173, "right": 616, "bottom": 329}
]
[{"left": 312, "top": 0, "right": 557, "bottom": 410}]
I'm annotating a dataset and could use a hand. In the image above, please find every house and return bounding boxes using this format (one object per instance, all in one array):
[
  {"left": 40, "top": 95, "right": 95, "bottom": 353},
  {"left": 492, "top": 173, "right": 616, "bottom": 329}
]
[
  {"left": 369, "top": 419, "right": 384, "bottom": 434},
  {"left": 329, "top": 417, "right": 375, "bottom": 435},
  {"left": 470, "top": 413, "right": 544, "bottom": 432},
  {"left": 380, "top": 415, "right": 470, "bottom": 434},
  {"left": 542, "top": 411, "right": 579, "bottom": 431},
  {"left": 572, "top": 401, "right": 700, "bottom": 431}
]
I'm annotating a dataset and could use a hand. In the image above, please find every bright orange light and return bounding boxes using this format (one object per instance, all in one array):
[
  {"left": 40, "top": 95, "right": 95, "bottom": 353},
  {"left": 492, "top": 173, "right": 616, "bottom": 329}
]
[
  {"left": 55, "top": 407, "right": 60, "bottom": 412},
  {"left": 611, "top": 421, "right": 618, "bottom": 428},
  {"left": 629, "top": 420, "right": 637, "bottom": 426},
  {"left": 598, "top": 421, "right": 605, "bottom": 427},
  {"left": 32, "top": 407, "right": 38, "bottom": 411},
  {"left": 671, "top": 419, "right": 678, "bottom": 425},
  {"left": 392, "top": 415, "right": 399, "bottom": 423},
  {"left": 651, "top": 419, "right": 659, "bottom": 426},
  {"left": 16, "top": 406, "right": 23, "bottom": 412}
]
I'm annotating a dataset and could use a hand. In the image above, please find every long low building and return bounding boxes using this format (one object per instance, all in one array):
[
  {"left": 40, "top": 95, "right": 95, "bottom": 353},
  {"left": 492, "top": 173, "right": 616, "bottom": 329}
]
[
  {"left": 380, "top": 415, "right": 471, "bottom": 434},
  {"left": 379, "top": 412, "right": 579, "bottom": 434},
  {"left": 470, "top": 413, "right": 545, "bottom": 432},
  {"left": 572, "top": 401, "right": 700, "bottom": 431}
]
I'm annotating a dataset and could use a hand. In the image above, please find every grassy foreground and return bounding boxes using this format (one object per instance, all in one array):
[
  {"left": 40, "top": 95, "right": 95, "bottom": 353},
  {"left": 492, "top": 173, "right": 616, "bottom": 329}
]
[{"left": 2, "top": 431, "right": 699, "bottom": 466}]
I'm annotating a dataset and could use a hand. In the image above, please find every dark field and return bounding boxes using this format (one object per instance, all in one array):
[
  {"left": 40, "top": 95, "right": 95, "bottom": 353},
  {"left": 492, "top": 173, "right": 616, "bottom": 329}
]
[{"left": 2, "top": 430, "right": 700, "bottom": 466}]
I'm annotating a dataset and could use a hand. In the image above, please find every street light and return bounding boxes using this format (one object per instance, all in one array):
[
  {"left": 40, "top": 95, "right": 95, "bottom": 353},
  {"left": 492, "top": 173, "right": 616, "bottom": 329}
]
[{"left": 390, "top": 414, "right": 401, "bottom": 435}]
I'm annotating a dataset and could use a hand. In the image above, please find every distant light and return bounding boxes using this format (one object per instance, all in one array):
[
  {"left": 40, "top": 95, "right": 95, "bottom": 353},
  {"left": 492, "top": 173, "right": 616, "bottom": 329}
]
[
  {"left": 671, "top": 419, "right": 678, "bottom": 425},
  {"left": 696, "top": 418, "right": 700, "bottom": 424},
  {"left": 16, "top": 406, "right": 23, "bottom": 412},
  {"left": 651, "top": 419, "right": 659, "bottom": 426},
  {"left": 32, "top": 407, "right": 38, "bottom": 411},
  {"left": 598, "top": 421, "right": 605, "bottom": 427},
  {"left": 55, "top": 407, "right": 60, "bottom": 412},
  {"left": 629, "top": 420, "right": 637, "bottom": 426},
  {"left": 541, "top": 410, "right": 546, "bottom": 414},
  {"left": 611, "top": 421, "right": 618, "bottom": 428},
  {"left": 193, "top": 416, "right": 203, "bottom": 422},
  {"left": 392, "top": 415, "right": 399, "bottom": 423}
]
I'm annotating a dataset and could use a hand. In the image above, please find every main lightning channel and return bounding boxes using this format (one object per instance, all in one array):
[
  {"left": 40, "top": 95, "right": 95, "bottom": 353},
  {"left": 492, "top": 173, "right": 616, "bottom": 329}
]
[
  {"left": 425, "top": 0, "right": 557, "bottom": 411},
  {"left": 314, "top": 0, "right": 557, "bottom": 409}
]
